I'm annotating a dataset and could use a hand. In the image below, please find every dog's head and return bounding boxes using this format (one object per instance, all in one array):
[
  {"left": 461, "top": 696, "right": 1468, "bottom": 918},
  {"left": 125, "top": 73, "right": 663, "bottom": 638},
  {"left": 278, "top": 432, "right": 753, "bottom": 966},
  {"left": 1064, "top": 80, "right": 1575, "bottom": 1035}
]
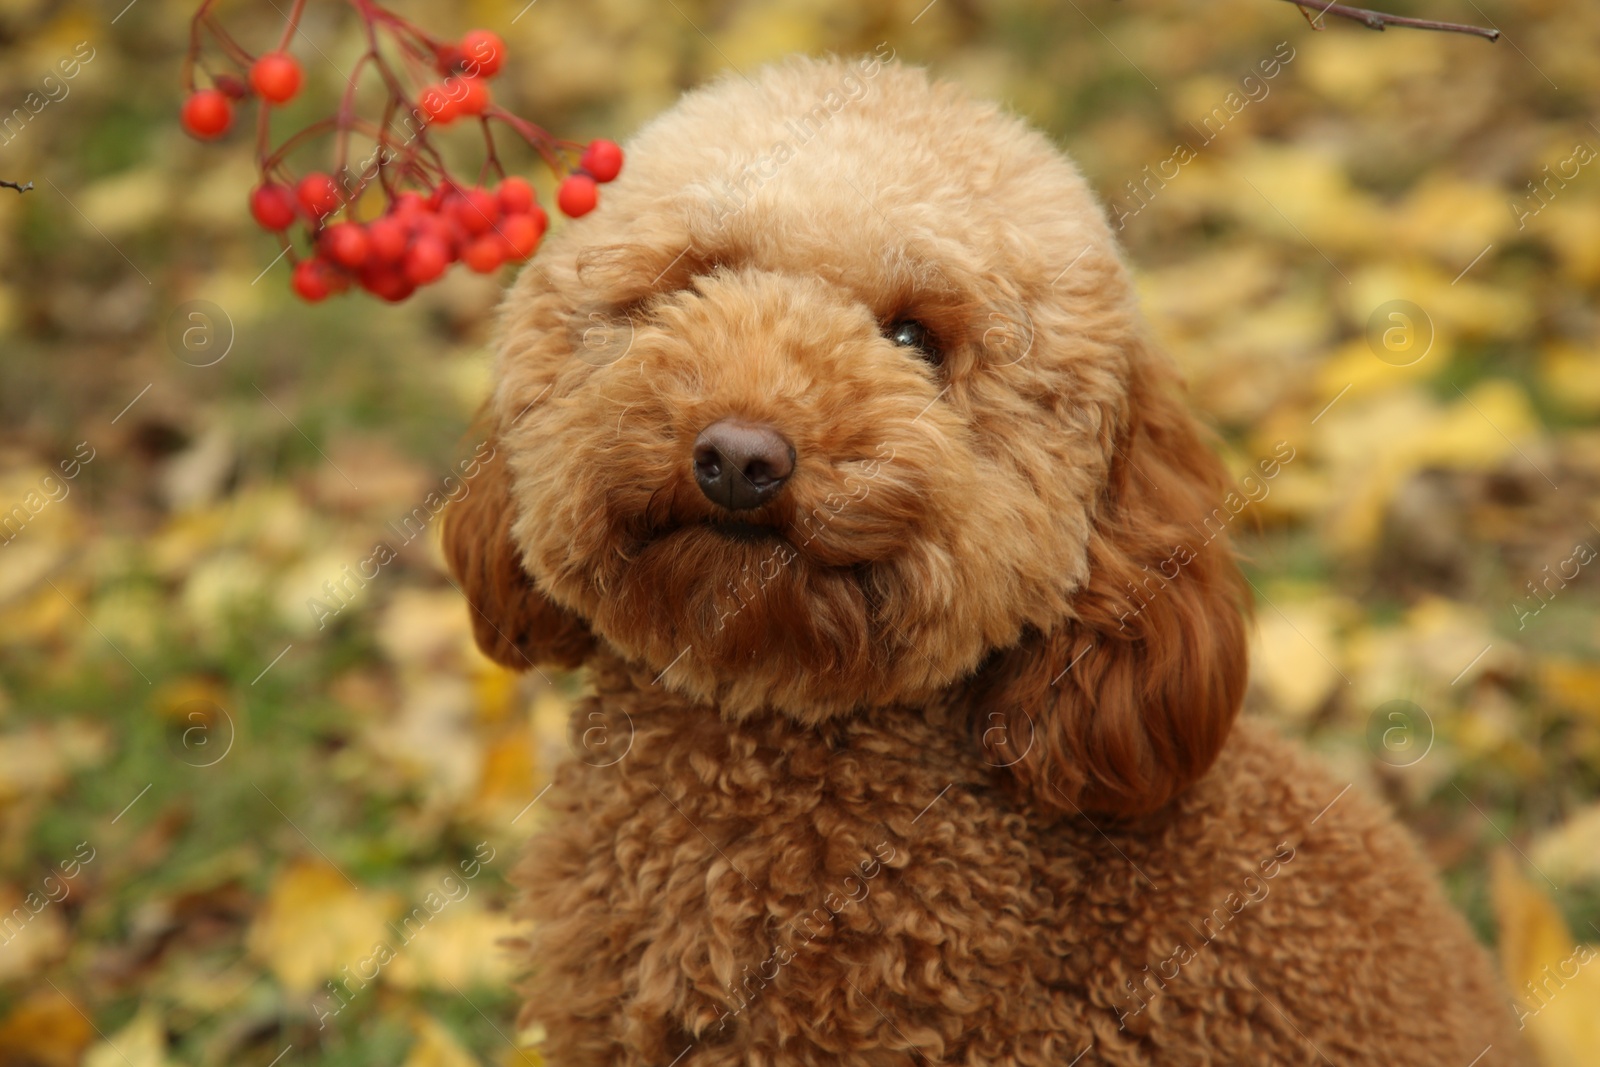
[{"left": 444, "top": 56, "right": 1249, "bottom": 817}]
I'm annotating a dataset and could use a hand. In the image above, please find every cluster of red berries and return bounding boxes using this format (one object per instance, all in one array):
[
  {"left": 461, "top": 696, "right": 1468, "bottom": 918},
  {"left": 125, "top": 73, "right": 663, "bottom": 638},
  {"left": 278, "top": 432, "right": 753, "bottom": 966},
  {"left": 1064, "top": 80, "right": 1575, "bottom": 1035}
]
[
  {"left": 266, "top": 177, "right": 550, "bottom": 302},
  {"left": 180, "top": 4, "right": 624, "bottom": 302},
  {"left": 414, "top": 28, "right": 504, "bottom": 126},
  {"left": 248, "top": 142, "right": 619, "bottom": 303}
]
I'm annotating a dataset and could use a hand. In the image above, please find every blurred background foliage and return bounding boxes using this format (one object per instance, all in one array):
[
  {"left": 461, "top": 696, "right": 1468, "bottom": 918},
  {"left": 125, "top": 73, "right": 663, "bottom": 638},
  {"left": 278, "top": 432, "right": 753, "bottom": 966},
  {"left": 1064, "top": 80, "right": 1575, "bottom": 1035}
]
[{"left": 1, "top": 0, "right": 1599, "bottom": 1063}]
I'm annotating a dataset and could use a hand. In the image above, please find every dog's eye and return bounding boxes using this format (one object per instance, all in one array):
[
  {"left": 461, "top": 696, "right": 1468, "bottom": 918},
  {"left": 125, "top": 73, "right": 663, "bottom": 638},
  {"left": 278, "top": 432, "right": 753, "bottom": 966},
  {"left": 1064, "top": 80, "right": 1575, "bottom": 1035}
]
[{"left": 886, "top": 319, "right": 941, "bottom": 365}]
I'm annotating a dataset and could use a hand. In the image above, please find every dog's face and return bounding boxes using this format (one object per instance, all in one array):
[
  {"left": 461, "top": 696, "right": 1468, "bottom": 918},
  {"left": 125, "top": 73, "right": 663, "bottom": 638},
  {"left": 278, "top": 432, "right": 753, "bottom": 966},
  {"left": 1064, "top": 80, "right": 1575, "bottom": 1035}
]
[{"left": 446, "top": 57, "right": 1249, "bottom": 816}]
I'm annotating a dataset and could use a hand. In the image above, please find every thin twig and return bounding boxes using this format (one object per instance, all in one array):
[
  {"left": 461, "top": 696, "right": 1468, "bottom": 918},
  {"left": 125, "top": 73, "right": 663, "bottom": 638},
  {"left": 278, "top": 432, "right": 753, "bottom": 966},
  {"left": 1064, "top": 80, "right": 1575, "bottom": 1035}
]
[
  {"left": 275, "top": 0, "right": 307, "bottom": 52},
  {"left": 1, "top": 179, "right": 32, "bottom": 194},
  {"left": 1280, "top": 0, "right": 1500, "bottom": 40},
  {"left": 484, "top": 105, "right": 571, "bottom": 174},
  {"left": 203, "top": 12, "right": 256, "bottom": 66}
]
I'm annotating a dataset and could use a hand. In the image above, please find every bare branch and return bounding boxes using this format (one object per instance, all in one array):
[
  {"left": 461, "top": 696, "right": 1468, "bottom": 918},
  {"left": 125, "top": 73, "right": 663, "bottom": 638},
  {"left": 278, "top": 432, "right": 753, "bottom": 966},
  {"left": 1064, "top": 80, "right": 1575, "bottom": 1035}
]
[
  {"left": 1280, "top": 0, "right": 1500, "bottom": 40},
  {"left": 1, "top": 179, "right": 33, "bottom": 194}
]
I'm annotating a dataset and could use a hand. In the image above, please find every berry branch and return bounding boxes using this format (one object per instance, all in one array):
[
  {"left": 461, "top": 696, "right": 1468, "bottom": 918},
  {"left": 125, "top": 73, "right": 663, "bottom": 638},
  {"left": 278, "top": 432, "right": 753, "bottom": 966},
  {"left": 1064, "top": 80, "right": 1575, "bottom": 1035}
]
[
  {"left": 1279, "top": 0, "right": 1500, "bottom": 40},
  {"left": 1, "top": 180, "right": 33, "bottom": 194},
  {"left": 181, "top": 1, "right": 625, "bottom": 303}
]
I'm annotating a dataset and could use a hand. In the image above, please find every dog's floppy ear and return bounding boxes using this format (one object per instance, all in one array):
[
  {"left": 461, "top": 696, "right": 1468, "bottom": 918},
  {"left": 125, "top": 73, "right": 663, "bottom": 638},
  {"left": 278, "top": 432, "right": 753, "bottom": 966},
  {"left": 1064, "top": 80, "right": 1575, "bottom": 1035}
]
[
  {"left": 973, "top": 346, "right": 1250, "bottom": 818},
  {"left": 442, "top": 422, "right": 595, "bottom": 671}
]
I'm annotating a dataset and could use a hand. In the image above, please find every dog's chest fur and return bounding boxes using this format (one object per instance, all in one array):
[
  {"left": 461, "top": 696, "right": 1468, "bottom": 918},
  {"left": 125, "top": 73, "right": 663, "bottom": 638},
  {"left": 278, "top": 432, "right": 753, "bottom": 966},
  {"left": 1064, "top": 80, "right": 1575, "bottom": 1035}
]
[{"left": 512, "top": 661, "right": 1526, "bottom": 1067}]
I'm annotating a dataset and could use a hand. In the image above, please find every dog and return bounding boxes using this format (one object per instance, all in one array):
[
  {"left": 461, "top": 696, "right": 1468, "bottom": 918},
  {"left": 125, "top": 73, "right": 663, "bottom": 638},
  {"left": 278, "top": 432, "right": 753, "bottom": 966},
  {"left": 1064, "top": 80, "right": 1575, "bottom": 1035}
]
[{"left": 444, "top": 55, "right": 1530, "bottom": 1066}]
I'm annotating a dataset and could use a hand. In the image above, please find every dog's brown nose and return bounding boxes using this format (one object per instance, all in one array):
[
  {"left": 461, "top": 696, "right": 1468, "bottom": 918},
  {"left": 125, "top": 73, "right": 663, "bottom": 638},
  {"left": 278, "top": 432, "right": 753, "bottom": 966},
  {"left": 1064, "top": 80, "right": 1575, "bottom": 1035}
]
[{"left": 692, "top": 419, "right": 795, "bottom": 511}]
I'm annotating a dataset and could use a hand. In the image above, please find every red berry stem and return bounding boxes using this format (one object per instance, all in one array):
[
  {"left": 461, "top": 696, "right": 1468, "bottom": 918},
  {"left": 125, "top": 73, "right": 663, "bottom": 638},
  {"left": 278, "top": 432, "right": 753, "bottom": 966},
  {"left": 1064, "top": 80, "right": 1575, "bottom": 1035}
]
[
  {"left": 478, "top": 118, "right": 508, "bottom": 185},
  {"left": 351, "top": 0, "right": 440, "bottom": 64},
  {"left": 275, "top": 0, "right": 308, "bottom": 52},
  {"left": 255, "top": 77, "right": 273, "bottom": 161},
  {"left": 481, "top": 106, "right": 567, "bottom": 175},
  {"left": 332, "top": 51, "right": 371, "bottom": 181},
  {"left": 202, "top": 14, "right": 256, "bottom": 69},
  {"left": 181, "top": 0, "right": 228, "bottom": 92},
  {"left": 372, "top": 96, "right": 403, "bottom": 198}
]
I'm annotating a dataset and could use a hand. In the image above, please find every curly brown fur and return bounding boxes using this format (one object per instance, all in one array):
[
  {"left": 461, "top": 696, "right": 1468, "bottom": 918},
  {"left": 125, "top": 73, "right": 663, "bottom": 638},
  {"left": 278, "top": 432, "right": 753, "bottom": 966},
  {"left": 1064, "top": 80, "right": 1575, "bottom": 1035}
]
[{"left": 445, "top": 55, "right": 1530, "bottom": 1066}]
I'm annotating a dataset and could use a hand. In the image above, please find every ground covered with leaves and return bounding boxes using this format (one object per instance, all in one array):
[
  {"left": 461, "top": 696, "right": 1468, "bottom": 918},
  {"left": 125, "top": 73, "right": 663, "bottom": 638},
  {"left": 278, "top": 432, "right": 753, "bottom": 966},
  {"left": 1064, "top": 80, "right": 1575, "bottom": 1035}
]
[{"left": 1, "top": 0, "right": 1598, "bottom": 1064}]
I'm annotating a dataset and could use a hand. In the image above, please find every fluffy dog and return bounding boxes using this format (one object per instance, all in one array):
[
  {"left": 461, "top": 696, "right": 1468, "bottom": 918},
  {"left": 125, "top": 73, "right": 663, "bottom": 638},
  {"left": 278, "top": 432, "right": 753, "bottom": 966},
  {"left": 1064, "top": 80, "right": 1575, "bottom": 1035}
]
[{"left": 444, "top": 55, "right": 1529, "bottom": 1066}]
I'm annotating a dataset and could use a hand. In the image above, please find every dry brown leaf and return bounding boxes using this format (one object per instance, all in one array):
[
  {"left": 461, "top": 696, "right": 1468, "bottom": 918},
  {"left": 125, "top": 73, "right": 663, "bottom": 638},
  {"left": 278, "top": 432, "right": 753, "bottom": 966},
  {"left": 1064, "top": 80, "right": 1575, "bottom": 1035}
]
[{"left": 0, "top": 988, "right": 94, "bottom": 1067}]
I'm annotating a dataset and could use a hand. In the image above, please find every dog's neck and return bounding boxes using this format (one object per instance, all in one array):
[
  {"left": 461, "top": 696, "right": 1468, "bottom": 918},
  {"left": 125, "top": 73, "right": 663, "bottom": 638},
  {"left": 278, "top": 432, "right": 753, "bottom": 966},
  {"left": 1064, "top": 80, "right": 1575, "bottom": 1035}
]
[
  {"left": 586, "top": 645, "right": 968, "bottom": 736},
  {"left": 579, "top": 646, "right": 1185, "bottom": 840}
]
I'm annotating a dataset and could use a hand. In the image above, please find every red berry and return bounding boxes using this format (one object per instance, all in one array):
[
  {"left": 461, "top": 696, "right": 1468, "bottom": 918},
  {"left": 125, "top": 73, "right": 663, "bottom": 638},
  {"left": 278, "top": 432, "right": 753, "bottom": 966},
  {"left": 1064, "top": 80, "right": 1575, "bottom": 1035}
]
[
  {"left": 500, "top": 213, "right": 542, "bottom": 261},
  {"left": 250, "top": 183, "right": 298, "bottom": 230},
  {"left": 451, "top": 188, "right": 499, "bottom": 235},
  {"left": 429, "top": 182, "right": 466, "bottom": 213},
  {"left": 320, "top": 222, "right": 370, "bottom": 269},
  {"left": 292, "top": 258, "right": 336, "bottom": 302},
  {"left": 462, "top": 235, "right": 505, "bottom": 273},
  {"left": 296, "top": 173, "right": 342, "bottom": 220},
  {"left": 250, "top": 52, "right": 303, "bottom": 104},
  {"left": 455, "top": 76, "right": 491, "bottom": 117},
  {"left": 416, "top": 213, "right": 461, "bottom": 260},
  {"left": 359, "top": 262, "right": 415, "bottom": 302},
  {"left": 420, "top": 84, "right": 459, "bottom": 126},
  {"left": 496, "top": 176, "right": 535, "bottom": 214},
  {"left": 367, "top": 216, "right": 409, "bottom": 263},
  {"left": 557, "top": 173, "right": 598, "bottom": 217},
  {"left": 459, "top": 30, "right": 506, "bottom": 78},
  {"left": 181, "top": 90, "right": 233, "bottom": 139},
  {"left": 391, "top": 191, "right": 428, "bottom": 219},
  {"left": 580, "top": 139, "right": 624, "bottom": 183},
  {"left": 404, "top": 237, "right": 450, "bottom": 284}
]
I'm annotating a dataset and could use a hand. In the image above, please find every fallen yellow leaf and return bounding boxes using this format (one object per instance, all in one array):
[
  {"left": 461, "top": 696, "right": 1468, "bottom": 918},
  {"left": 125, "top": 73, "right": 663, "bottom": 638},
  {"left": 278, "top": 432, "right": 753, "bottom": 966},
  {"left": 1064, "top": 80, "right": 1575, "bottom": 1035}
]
[
  {"left": 385, "top": 897, "right": 519, "bottom": 991},
  {"left": 1531, "top": 804, "right": 1600, "bottom": 887},
  {"left": 469, "top": 725, "right": 540, "bottom": 826},
  {"left": 247, "top": 860, "right": 400, "bottom": 995},
  {"left": 1537, "top": 658, "right": 1600, "bottom": 726},
  {"left": 404, "top": 1015, "right": 482, "bottom": 1067},
  {"left": 1491, "top": 852, "right": 1600, "bottom": 1063},
  {"left": 83, "top": 1009, "right": 172, "bottom": 1067},
  {"left": 1248, "top": 597, "right": 1343, "bottom": 723}
]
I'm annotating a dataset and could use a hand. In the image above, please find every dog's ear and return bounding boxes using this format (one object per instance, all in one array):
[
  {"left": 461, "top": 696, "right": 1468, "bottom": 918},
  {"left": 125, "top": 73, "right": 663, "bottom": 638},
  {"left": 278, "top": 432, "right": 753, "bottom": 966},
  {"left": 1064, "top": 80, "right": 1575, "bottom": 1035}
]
[
  {"left": 442, "top": 424, "right": 595, "bottom": 671},
  {"left": 973, "top": 347, "right": 1250, "bottom": 818}
]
